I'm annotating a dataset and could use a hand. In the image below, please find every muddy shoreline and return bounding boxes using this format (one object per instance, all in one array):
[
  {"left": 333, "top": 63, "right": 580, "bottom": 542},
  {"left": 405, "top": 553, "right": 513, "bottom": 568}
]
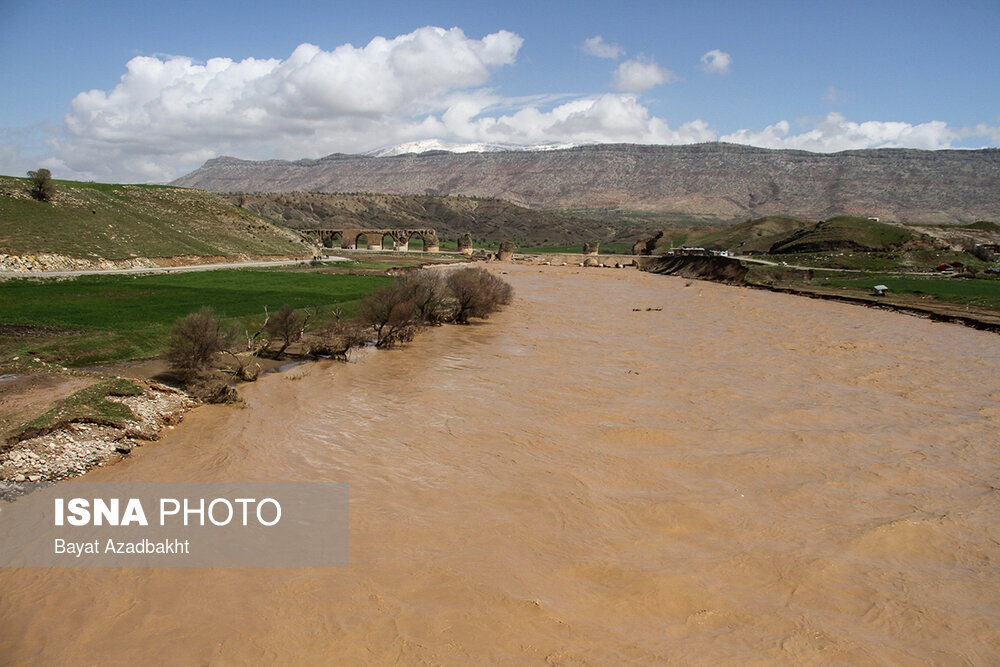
[
  {"left": 0, "top": 380, "right": 196, "bottom": 484},
  {"left": 746, "top": 282, "right": 1000, "bottom": 333},
  {"left": 636, "top": 253, "right": 1000, "bottom": 334}
]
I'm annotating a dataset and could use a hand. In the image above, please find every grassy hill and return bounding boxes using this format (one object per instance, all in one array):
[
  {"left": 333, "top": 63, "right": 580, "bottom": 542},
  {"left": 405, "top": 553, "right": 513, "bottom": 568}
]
[
  {"left": 769, "top": 216, "right": 923, "bottom": 254},
  {"left": 684, "top": 216, "right": 813, "bottom": 253},
  {"left": 654, "top": 215, "right": 932, "bottom": 256},
  {"left": 0, "top": 176, "right": 311, "bottom": 260}
]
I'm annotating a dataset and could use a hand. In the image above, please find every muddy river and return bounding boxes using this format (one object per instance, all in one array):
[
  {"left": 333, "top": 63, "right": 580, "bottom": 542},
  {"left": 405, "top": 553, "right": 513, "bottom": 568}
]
[{"left": 2, "top": 265, "right": 999, "bottom": 665}]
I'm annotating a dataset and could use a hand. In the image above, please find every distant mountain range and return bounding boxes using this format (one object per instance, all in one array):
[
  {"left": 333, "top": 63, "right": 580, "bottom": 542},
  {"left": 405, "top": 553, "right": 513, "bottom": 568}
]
[
  {"left": 363, "top": 139, "right": 580, "bottom": 158},
  {"left": 172, "top": 142, "right": 1000, "bottom": 224}
]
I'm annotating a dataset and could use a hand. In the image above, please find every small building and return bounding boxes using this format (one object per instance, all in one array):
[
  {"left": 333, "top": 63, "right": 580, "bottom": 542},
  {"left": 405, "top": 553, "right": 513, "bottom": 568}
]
[{"left": 872, "top": 284, "right": 889, "bottom": 296}]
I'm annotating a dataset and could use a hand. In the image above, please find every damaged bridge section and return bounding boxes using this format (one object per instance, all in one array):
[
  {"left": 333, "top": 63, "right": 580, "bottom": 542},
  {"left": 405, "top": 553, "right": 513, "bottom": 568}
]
[{"left": 301, "top": 228, "right": 439, "bottom": 252}]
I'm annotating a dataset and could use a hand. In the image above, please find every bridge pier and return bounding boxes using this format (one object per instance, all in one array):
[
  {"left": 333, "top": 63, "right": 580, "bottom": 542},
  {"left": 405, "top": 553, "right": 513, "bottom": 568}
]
[{"left": 302, "top": 227, "right": 440, "bottom": 252}]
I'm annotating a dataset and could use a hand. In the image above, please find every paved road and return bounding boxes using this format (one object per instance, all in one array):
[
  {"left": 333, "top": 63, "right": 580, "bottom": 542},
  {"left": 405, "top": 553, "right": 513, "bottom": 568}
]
[{"left": 0, "top": 257, "right": 350, "bottom": 279}]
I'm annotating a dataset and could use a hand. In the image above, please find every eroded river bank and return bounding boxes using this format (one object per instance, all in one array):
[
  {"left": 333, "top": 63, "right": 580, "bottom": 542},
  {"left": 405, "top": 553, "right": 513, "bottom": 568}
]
[{"left": 2, "top": 264, "right": 999, "bottom": 665}]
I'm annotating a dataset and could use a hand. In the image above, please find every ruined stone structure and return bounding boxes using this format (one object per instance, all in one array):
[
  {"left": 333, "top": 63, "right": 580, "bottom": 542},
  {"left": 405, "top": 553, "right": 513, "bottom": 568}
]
[
  {"left": 457, "top": 232, "right": 474, "bottom": 256},
  {"left": 303, "top": 228, "right": 439, "bottom": 252},
  {"left": 497, "top": 241, "right": 516, "bottom": 262}
]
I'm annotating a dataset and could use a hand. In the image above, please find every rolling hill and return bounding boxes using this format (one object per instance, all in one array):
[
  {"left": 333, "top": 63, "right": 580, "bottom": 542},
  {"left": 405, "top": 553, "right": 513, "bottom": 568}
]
[{"left": 0, "top": 176, "right": 311, "bottom": 260}]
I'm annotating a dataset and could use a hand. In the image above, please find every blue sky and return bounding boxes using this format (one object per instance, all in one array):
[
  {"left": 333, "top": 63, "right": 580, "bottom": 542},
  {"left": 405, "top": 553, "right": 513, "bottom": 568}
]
[{"left": 1, "top": 0, "right": 997, "bottom": 182}]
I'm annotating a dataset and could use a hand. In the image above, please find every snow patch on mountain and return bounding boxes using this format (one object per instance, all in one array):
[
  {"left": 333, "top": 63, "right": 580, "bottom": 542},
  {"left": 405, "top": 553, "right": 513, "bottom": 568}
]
[{"left": 365, "top": 139, "right": 581, "bottom": 157}]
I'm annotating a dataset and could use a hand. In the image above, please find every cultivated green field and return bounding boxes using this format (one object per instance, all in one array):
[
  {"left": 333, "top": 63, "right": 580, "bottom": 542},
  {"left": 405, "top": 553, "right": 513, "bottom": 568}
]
[
  {"left": 811, "top": 273, "right": 1000, "bottom": 310},
  {"left": 0, "top": 269, "right": 393, "bottom": 367}
]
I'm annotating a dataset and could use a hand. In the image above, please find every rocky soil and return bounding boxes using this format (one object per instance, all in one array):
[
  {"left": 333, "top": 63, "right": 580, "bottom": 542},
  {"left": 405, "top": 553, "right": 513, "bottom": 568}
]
[
  {"left": 0, "top": 381, "right": 196, "bottom": 483},
  {"left": 0, "top": 253, "right": 159, "bottom": 273}
]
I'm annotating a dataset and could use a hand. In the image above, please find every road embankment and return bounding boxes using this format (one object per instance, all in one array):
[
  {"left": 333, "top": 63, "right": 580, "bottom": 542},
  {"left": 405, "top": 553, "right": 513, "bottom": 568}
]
[{"left": 637, "top": 254, "right": 749, "bottom": 282}]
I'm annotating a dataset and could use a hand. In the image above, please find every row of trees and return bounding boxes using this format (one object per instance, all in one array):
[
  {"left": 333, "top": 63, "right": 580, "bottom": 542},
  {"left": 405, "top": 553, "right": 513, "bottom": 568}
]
[{"left": 165, "top": 268, "right": 514, "bottom": 394}]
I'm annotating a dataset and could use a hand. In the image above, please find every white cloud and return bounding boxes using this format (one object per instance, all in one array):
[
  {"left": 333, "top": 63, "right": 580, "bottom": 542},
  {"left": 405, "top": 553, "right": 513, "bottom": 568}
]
[
  {"left": 582, "top": 35, "right": 623, "bottom": 59},
  {"left": 3, "top": 26, "right": 997, "bottom": 183},
  {"left": 51, "top": 26, "right": 523, "bottom": 181},
  {"left": 720, "top": 112, "right": 961, "bottom": 152},
  {"left": 612, "top": 58, "right": 677, "bottom": 92},
  {"left": 823, "top": 86, "right": 852, "bottom": 106},
  {"left": 700, "top": 49, "right": 731, "bottom": 74},
  {"left": 442, "top": 94, "right": 716, "bottom": 146}
]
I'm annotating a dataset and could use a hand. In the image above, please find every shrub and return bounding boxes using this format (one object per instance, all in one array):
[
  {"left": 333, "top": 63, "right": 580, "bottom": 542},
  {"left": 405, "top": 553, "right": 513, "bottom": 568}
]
[
  {"left": 27, "top": 168, "right": 54, "bottom": 202},
  {"left": 359, "top": 283, "right": 419, "bottom": 348},
  {"left": 265, "top": 304, "right": 307, "bottom": 356},
  {"left": 166, "top": 307, "right": 228, "bottom": 379},
  {"left": 446, "top": 267, "right": 513, "bottom": 323},
  {"left": 398, "top": 270, "right": 451, "bottom": 324},
  {"left": 312, "top": 319, "right": 371, "bottom": 360}
]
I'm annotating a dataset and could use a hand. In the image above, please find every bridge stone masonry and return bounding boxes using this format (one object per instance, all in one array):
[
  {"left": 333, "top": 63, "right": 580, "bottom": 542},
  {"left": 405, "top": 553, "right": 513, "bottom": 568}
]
[{"left": 301, "top": 228, "right": 439, "bottom": 252}]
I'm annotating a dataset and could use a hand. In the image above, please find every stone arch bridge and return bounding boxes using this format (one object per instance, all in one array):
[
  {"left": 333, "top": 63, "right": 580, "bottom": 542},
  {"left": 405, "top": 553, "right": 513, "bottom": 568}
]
[{"left": 301, "top": 228, "right": 439, "bottom": 252}]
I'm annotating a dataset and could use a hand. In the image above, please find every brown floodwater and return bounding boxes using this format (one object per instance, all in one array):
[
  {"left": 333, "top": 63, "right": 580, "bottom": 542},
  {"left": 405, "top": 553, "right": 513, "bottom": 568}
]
[{"left": 2, "top": 264, "right": 1000, "bottom": 665}]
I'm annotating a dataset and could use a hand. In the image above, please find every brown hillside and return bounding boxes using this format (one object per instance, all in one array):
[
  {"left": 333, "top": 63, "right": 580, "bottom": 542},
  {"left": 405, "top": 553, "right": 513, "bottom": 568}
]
[
  {"left": 228, "top": 192, "right": 645, "bottom": 244},
  {"left": 173, "top": 143, "right": 1000, "bottom": 224}
]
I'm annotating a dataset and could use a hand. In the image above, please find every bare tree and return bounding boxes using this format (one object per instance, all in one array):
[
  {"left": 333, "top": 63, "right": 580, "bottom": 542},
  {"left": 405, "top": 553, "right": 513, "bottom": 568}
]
[
  {"left": 312, "top": 318, "right": 371, "bottom": 360},
  {"left": 265, "top": 304, "right": 309, "bottom": 357},
  {"left": 27, "top": 168, "right": 54, "bottom": 202},
  {"left": 221, "top": 307, "right": 270, "bottom": 381},
  {"left": 166, "top": 308, "right": 229, "bottom": 380},
  {"left": 398, "top": 270, "right": 450, "bottom": 324},
  {"left": 445, "top": 268, "right": 514, "bottom": 323},
  {"left": 359, "top": 283, "right": 419, "bottom": 348}
]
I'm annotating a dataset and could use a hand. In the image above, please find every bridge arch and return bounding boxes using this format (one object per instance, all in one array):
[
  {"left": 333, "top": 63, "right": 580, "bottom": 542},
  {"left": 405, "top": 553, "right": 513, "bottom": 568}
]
[{"left": 302, "top": 227, "right": 440, "bottom": 252}]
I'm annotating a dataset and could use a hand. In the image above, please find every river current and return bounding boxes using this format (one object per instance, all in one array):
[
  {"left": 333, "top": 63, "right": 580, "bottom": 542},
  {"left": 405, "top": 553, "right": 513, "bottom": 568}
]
[{"left": 2, "top": 264, "right": 999, "bottom": 665}]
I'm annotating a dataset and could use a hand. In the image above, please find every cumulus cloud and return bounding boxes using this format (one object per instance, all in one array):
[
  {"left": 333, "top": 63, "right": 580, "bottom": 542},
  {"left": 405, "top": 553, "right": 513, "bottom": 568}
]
[
  {"left": 582, "top": 35, "right": 623, "bottom": 59},
  {"left": 442, "top": 94, "right": 715, "bottom": 146},
  {"left": 4, "top": 25, "right": 997, "bottom": 183},
  {"left": 612, "top": 58, "right": 676, "bottom": 92},
  {"left": 700, "top": 49, "right": 731, "bottom": 74},
  {"left": 720, "top": 112, "right": 961, "bottom": 152},
  {"left": 52, "top": 26, "right": 523, "bottom": 181}
]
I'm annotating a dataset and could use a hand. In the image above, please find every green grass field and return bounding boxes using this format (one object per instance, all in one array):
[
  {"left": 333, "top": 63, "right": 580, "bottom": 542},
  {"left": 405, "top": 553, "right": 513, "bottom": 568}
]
[
  {"left": 0, "top": 269, "right": 393, "bottom": 367},
  {"left": 762, "top": 249, "right": 991, "bottom": 272},
  {"left": 812, "top": 273, "right": 1000, "bottom": 309}
]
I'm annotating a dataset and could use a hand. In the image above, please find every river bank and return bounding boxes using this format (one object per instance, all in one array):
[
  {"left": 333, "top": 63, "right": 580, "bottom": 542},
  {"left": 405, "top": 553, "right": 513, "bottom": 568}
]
[
  {"left": 637, "top": 253, "right": 1000, "bottom": 334},
  {"left": 0, "top": 378, "right": 195, "bottom": 483}
]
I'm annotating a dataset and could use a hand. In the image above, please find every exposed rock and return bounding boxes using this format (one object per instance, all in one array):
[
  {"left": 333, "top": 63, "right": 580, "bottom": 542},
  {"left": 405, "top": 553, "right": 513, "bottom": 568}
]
[
  {"left": 173, "top": 143, "right": 1000, "bottom": 224},
  {"left": 638, "top": 255, "right": 749, "bottom": 283},
  {"left": 0, "top": 381, "right": 196, "bottom": 483}
]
